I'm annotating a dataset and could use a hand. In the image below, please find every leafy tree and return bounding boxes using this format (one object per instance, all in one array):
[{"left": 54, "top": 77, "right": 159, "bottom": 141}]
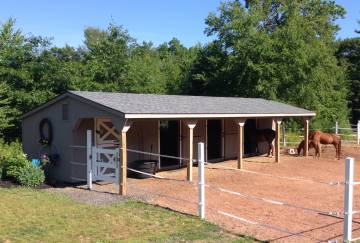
[
  {"left": 0, "top": 19, "right": 55, "bottom": 138},
  {"left": 336, "top": 38, "right": 360, "bottom": 124},
  {"left": 81, "top": 24, "right": 135, "bottom": 91},
  {"left": 188, "top": 0, "right": 349, "bottom": 128},
  {"left": 0, "top": 19, "right": 198, "bottom": 139},
  {"left": 0, "top": 82, "right": 13, "bottom": 135}
]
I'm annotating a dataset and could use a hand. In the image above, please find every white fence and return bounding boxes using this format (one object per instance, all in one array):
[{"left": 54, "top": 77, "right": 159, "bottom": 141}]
[
  {"left": 82, "top": 128, "right": 359, "bottom": 241},
  {"left": 282, "top": 120, "right": 360, "bottom": 146},
  {"left": 343, "top": 157, "right": 360, "bottom": 242}
]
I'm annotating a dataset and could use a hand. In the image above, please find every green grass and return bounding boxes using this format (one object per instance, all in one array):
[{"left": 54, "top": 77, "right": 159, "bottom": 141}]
[{"left": 0, "top": 187, "right": 255, "bottom": 243}]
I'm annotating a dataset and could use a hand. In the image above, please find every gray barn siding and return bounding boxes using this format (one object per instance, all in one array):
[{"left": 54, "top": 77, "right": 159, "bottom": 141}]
[
  {"left": 70, "top": 118, "right": 94, "bottom": 180},
  {"left": 22, "top": 96, "right": 125, "bottom": 183}
]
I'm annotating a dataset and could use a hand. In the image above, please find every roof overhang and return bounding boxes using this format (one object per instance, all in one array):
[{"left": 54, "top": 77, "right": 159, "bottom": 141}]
[
  {"left": 21, "top": 92, "right": 125, "bottom": 120},
  {"left": 124, "top": 113, "right": 316, "bottom": 119}
]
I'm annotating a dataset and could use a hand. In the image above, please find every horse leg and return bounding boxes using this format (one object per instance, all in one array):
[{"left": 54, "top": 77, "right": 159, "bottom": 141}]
[
  {"left": 270, "top": 143, "right": 274, "bottom": 158},
  {"left": 314, "top": 142, "right": 320, "bottom": 159},
  {"left": 334, "top": 142, "right": 341, "bottom": 160},
  {"left": 267, "top": 143, "right": 273, "bottom": 158}
]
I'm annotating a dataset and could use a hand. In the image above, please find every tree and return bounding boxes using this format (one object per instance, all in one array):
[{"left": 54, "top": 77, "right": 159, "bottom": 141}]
[
  {"left": 188, "top": 0, "right": 349, "bottom": 128},
  {"left": 336, "top": 38, "right": 360, "bottom": 124},
  {"left": 0, "top": 82, "right": 13, "bottom": 136},
  {"left": 81, "top": 24, "right": 135, "bottom": 91},
  {"left": 0, "top": 19, "right": 55, "bottom": 138}
]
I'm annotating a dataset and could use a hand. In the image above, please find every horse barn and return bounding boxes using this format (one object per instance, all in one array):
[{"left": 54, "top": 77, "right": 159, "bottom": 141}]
[{"left": 21, "top": 91, "right": 315, "bottom": 195}]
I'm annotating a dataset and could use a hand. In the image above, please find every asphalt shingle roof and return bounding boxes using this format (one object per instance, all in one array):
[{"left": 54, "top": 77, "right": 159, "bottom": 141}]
[{"left": 69, "top": 91, "right": 315, "bottom": 116}]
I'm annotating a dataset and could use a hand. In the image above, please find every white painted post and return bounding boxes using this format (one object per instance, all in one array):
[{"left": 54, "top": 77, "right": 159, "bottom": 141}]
[
  {"left": 344, "top": 157, "right": 354, "bottom": 242},
  {"left": 335, "top": 121, "right": 339, "bottom": 135},
  {"left": 357, "top": 120, "right": 360, "bottom": 145},
  {"left": 86, "top": 130, "right": 92, "bottom": 190},
  {"left": 282, "top": 125, "right": 286, "bottom": 147},
  {"left": 198, "top": 142, "right": 205, "bottom": 219}
]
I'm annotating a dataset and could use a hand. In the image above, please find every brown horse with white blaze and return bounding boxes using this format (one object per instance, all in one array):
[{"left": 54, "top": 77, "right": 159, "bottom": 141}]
[{"left": 297, "top": 130, "right": 341, "bottom": 159}]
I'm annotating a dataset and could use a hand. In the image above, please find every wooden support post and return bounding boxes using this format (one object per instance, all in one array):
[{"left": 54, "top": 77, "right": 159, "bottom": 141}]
[
  {"left": 185, "top": 120, "right": 197, "bottom": 181},
  {"left": 275, "top": 119, "right": 282, "bottom": 163},
  {"left": 303, "top": 118, "right": 310, "bottom": 157},
  {"left": 119, "top": 120, "right": 132, "bottom": 196},
  {"left": 235, "top": 119, "right": 246, "bottom": 170}
]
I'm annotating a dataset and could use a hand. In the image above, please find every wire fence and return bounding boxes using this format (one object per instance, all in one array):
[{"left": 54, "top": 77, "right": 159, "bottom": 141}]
[
  {"left": 126, "top": 166, "right": 340, "bottom": 242},
  {"left": 83, "top": 128, "right": 349, "bottom": 242},
  {"left": 282, "top": 120, "right": 360, "bottom": 147},
  {"left": 204, "top": 161, "right": 343, "bottom": 186}
]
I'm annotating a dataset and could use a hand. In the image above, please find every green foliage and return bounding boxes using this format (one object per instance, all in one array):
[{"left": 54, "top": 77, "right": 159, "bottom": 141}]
[
  {"left": 0, "top": 140, "right": 44, "bottom": 187},
  {"left": 336, "top": 38, "right": 360, "bottom": 124},
  {"left": 0, "top": 82, "right": 13, "bottom": 135},
  {"left": 0, "top": 20, "right": 199, "bottom": 139},
  {"left": 188, "top": 0, "right": 349, "bottom": 129},
  {"left": 0, "top": 189, "right": 248, "bottom": 242},
  {"left": 0, "top": 141, "right": 29, "bottom": 179},
  {"left": 0, "top": 2, "right": 355, "bottom": 139},
  {"left": 16, "top": 164, "right": 45, "bottom": 187}
]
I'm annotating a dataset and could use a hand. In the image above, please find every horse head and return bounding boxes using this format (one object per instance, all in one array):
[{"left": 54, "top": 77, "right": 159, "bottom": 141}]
[{"left": 297, "top": 140, "right": 304, "bottom": 155}]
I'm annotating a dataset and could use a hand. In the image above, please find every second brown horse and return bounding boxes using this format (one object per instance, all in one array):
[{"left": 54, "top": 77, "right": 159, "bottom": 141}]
[{"left": 297, "top": 130, "right": 341, "bottom": 159}]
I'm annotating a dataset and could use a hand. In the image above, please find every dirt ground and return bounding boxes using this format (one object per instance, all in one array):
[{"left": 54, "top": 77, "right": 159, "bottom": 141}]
[{"left": 58, "top": 144, "right": 360, "bottom": 242}]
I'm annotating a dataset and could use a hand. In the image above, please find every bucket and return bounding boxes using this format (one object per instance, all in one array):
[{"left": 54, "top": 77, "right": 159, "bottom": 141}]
[
  {"left": 128, "top": 160, "right": 158, "bottom": 179},
  {"left": 31, "top": 159, "right": 41, "bottom": 167}
]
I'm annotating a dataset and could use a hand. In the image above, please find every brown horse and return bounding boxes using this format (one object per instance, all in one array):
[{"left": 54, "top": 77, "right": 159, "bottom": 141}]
[
  {"left": 254, "top": 129, "right": 276, "bottom": 157},
  {"left": 297, "top": 130, "right": 341, "bottom": 159}
]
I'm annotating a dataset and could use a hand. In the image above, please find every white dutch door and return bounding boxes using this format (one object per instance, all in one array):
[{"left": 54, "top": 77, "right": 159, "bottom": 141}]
[{"left": 91, "top": 146, "right": 119, "bottom": 183}]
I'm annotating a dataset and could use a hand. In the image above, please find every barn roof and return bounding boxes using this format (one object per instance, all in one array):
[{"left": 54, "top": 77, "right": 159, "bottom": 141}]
[{"left": 22, "top": 90, "right": 316, "bottom": 119}]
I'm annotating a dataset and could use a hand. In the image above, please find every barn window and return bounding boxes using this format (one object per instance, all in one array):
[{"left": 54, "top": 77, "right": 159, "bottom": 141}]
[{"left": 62, "top": 104, "right": 69, "bottom": 121}]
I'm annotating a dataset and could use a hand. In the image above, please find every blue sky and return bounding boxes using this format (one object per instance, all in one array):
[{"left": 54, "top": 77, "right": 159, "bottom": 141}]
[{"left": 0, "top": 0, "right": 359, "bottom": 48}]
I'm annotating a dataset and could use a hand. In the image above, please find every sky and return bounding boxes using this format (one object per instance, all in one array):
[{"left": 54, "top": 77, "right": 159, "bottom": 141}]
[{"left": 0, "top": 0, "right": 359, "bottom": 48}]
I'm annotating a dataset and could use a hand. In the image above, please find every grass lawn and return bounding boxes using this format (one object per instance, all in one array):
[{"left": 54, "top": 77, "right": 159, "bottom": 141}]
[{"left": 0, "top": 187, "right": 254, "bottom": 242}]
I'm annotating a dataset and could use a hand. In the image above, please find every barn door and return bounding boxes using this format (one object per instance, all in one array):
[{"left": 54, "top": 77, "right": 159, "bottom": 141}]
[
  {"left": 207, "top": 120, "right": 222, "bottom": 160},
  {"left": 91, "top": 146, "right": 119, "bottom": 183},
  {"left": 244, "top": 119, "right": 257, "bottom": 155},
  {"left": 95, "top": 118, "right": 119, "bottom": 148},
  {"left": 160, "top": 120, "right": 180, "bottom": 168}
]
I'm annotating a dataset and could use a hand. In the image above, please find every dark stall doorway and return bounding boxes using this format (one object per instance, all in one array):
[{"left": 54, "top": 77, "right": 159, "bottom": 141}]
[
  {"left": 207, "top": 120, "right": 222, "bottom": 160},
  {"left": 160, "top": 120, "right": 180, "bottom": 169},
  {"left": 244, "top": 119, "right": 257, "bottom": 155}
]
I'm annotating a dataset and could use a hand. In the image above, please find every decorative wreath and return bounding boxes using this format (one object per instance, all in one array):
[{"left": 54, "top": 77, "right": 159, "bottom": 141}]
[{"left": 39, "top": 118, "right": 53, "bottom": 146}]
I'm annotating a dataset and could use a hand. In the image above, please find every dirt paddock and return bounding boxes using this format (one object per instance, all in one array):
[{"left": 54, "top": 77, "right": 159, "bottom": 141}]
[{"left": 73, "top": 145, "right": 360, "bottom": 242}]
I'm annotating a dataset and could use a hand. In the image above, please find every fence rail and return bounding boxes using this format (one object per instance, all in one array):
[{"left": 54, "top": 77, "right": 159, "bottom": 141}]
[
  {"left": 82, "top": 126, "right": 355, "bottom": 241},
  {"left": 282, "top": 120, "right": 360, "bottom": 147}
]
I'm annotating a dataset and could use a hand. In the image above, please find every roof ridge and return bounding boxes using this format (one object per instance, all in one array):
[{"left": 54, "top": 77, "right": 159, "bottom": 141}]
[{"left": 69, "top": 90, "right": 265, "bottom": 100}]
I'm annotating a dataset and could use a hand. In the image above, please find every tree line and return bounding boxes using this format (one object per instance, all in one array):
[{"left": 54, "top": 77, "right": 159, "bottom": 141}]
[{"left": 0, "top": 0, "right": 359, "bottom": 140}]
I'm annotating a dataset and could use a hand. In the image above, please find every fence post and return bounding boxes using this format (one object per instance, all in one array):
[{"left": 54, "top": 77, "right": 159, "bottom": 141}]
[
  {"left": 344, "top": 157, "right": 354, "bottom": 242},
  {"left": 357, "top": 120, "right": 360, "bottom": 145},
  {"left": 282, "top": 124, "right": 286, "bottom": 147},
  {"left": 86, "top": 130, "right": 92, "bottom": 190},
  {"left": 198, "top": 142, "right": 205, "bottom": 219},
  {"left": 335, "top": 121, "right": 339, "bottom": 135}
]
